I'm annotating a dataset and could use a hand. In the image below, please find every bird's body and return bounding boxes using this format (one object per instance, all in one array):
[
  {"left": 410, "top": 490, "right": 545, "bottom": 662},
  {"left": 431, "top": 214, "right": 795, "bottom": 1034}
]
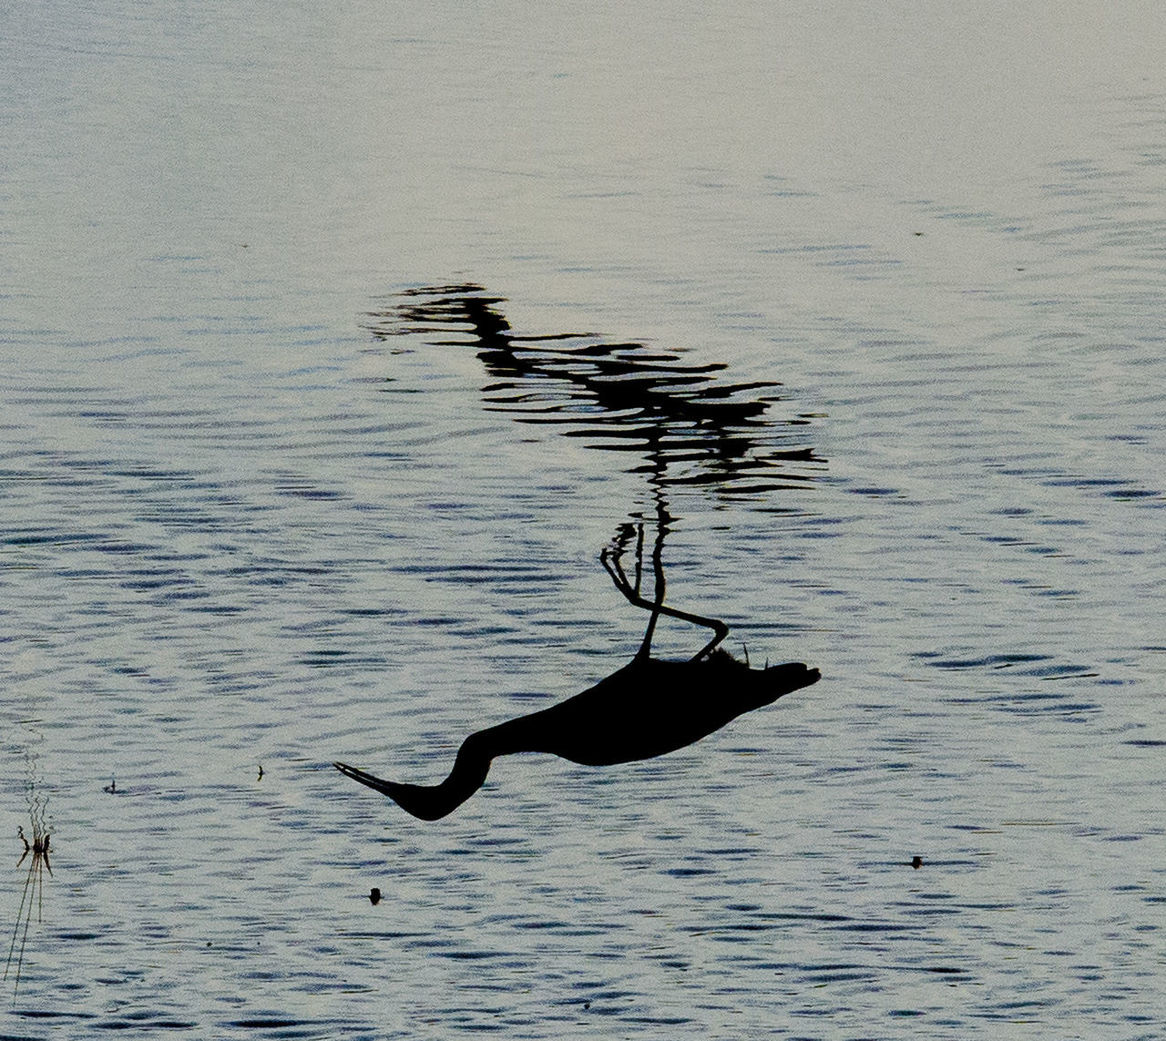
[
  {"left": 490, "top": 652, "right": 816, "bottom": 766},
  {"left": 334, "top": 651, "right": 819, "bottom": 820}
]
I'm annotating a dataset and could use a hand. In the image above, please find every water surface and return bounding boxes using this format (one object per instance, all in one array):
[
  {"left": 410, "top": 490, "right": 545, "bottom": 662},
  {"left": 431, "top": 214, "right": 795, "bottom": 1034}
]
[{"left": 3, "top": 2, "right": 1165, "bottom": 1037}]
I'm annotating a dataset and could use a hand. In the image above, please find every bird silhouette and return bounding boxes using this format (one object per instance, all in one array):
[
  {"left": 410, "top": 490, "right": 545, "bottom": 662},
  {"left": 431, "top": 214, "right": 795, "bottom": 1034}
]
[
  {"left": 339, "top": 287, "right": 823, "bottom": 820},
  {"left": 334, "top": 527, "right": 819, "bottom": 820}
]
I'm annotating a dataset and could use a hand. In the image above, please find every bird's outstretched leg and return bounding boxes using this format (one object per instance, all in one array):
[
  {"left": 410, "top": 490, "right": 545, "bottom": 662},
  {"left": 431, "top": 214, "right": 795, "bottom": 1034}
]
[{"left": 602, "top": 524, "right": 729, "bottom": 661}]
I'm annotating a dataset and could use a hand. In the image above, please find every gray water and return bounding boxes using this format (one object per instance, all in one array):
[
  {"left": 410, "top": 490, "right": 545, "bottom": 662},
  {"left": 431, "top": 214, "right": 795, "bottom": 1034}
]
[{"left": 3, "top": 2, "right": 1165, "bottom": 1037}]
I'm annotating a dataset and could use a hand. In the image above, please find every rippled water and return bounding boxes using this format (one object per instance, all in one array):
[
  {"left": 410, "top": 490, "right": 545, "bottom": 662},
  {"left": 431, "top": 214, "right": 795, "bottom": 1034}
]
[{"left": 3, "top": 2, "right": 1165, "bottom": 1037}]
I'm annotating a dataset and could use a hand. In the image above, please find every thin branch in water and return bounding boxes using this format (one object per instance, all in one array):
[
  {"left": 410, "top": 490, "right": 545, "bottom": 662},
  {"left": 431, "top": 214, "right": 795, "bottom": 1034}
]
[{"left": 5, "top": 816, "right": 52, "bottom": 999}]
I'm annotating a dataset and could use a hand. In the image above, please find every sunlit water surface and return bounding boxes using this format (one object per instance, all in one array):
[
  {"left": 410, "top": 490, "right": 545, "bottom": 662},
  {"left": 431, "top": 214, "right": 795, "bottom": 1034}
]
[{"left": 2, "top": 2, "right": 1165, "bottom": 1038}]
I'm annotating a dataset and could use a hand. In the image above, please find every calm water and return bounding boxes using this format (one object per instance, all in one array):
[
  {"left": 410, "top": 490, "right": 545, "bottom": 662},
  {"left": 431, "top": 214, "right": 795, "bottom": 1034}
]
[{"left": 3, "top": 2, "right": 1165, "bottom": 1037}]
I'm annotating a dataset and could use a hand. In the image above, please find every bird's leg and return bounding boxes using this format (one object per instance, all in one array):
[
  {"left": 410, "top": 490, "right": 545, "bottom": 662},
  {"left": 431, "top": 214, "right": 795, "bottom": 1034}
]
[
  {"left": 686, "top": 609, "right": 729, "bottom": 662},
  {"left": 601, "top": 528, "right": 728, "bottom": 662},
  {"left": 601, "top": 528, "right": 637, "bottom": 601},
  {"left": 601, "top": 523, "right": 642, "bottom": 597},
  {"left": 600, "top": 547, "right": 628, "bottom": 597},
  {"left": 637, "top": 523, "right": 665, "bottom": 658},
  {"left": 603, "top": 533, "right": 658, "bottom": 658},
  {"left": 633, "top": 522, "right": 644, "bottom": 596}
]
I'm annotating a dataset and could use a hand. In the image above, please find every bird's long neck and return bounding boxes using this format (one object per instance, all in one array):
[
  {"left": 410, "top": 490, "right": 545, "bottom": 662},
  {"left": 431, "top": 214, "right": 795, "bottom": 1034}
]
[{"left": 378, "top": 730, "right": 502, "bottom": 821}]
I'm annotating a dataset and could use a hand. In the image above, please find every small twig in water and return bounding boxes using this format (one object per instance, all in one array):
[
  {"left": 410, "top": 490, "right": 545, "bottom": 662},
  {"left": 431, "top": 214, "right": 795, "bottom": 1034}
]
[{"left": 5, "top": 821, "right": 52, "bottom": 998}]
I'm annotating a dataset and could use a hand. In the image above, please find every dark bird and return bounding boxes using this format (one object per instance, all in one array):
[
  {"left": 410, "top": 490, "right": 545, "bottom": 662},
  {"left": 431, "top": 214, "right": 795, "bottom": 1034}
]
[
  {"left": 335, "top": 531, "right": 819, "bottom": 820},
  {"left": 340, "top": 287, "right": 824, "bottom": 820},
  {"left": 335, "top": 653, "right": 817, "bottom": 820}
]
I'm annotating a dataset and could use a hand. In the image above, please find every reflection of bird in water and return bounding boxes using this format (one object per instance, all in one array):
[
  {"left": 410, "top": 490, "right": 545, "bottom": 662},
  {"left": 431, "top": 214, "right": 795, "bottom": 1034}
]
[
  {"left": 364, "top": 283, "right": 822, "bottom": 498},
  {"left": 335, "top": 527, "right": 820, "bottom": 820}
]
